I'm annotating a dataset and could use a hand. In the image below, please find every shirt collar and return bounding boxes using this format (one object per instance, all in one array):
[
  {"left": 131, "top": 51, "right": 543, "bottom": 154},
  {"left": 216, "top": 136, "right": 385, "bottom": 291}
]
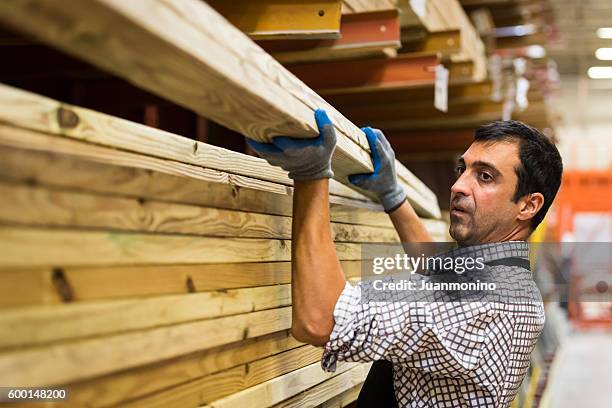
[{"left": 428, "top": 241, "right": 529, "bottom": 274}]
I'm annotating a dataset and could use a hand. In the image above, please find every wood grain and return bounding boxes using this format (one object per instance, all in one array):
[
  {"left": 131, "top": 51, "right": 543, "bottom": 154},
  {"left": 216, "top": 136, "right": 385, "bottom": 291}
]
[
  {"left": 0, "top": 260, "right": 363, "bottom": 307},
  {"left": 270, "top": 365, "right": 367, "bottom": 408},
  {"left": 0, "top": 84, "right": 371, "bottom": 203},
  {"left": 0, "top": 226, "right": 364, "bottom": 267},
  {"left": 315, "top": 383, "right": 362, "bottom": 408},
  {"left": 0, "top": 125, "right": 447, "bottom": 232},
  {"left": 0, "top": 14, "right": 439, "bottom": 214},
  {"left": 201, "top": 362, "right": 362, "bottom": 408},
  {"left": 0, "top": 125, "right": 385, "bottom": 219},
  {"left": 0, "top": 181, "right": 399, "bottom": 243},
  {"left": 62, "top": 330, "right": 303, "bottom": 408},
  {"left": 0, "top": 285, "right": 293, "bottom": 348},
  {"left": 0, "top": 307, "right": 293, "bottom": 387},
  {"left": 119, "top": 347, "right": 325, "bottom": 408}
]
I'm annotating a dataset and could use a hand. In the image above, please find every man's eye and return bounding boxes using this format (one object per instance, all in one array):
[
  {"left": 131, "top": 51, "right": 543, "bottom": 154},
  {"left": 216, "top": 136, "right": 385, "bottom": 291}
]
[
  {"left": 455, "top": 166, "right": 465, "bottom": 175},
  {"left": 479, "top": 172, "right": 493, "bottom": 182}
]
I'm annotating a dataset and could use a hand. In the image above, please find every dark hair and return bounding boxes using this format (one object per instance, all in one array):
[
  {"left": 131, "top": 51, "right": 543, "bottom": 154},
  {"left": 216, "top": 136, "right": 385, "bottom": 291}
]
[{"left": 474, "top": 120, "right": 563, "bottom": 230}]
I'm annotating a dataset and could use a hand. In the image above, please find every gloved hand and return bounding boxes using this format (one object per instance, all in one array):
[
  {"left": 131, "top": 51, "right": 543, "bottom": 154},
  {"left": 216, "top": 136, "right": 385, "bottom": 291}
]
[
  {"left": 247, "top": 109, "right": 336, "bottom": 181},
  {"left": 349, "top": 127, "right": 406, "bottom": 213}
]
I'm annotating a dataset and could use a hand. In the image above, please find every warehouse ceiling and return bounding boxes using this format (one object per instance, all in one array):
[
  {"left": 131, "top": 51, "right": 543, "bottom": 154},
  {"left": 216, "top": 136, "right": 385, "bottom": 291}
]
[{"left": 548, "top": 0, "right": 612, "bottom": 76}]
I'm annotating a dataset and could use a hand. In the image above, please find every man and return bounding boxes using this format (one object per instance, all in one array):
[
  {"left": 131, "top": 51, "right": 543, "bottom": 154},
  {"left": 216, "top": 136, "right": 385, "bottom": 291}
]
[{"left": 247, "top": 110, "right": 563, "bottom": 407}]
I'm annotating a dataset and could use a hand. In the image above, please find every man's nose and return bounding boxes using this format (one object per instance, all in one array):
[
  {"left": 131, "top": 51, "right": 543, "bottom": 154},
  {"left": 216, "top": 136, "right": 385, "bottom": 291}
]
[{"left": 450, "top": 172, "right": 471, "bottom": 198}]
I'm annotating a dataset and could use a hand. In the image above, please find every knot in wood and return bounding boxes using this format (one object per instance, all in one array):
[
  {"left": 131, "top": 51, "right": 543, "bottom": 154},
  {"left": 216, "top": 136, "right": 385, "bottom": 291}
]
[{"left": 57, "top": 107, "right": 80, "bottom": 129}]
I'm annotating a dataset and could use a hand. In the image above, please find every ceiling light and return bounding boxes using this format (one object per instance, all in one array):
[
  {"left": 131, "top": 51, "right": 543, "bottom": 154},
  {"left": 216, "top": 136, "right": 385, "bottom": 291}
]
[
  {"left": 595, "top": 48, "right": 612, "bottom": 60},
  {"left": 597, "top": 28, "right": 612, "bottom": 39},
  {"left": 587, "top": 66, "right": 612, "bottom": 79}
]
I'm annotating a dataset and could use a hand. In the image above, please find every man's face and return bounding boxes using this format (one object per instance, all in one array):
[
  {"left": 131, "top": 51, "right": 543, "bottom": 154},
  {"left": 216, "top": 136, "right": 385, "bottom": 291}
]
[{"left": 449, "top": 140, "right": 523, "bottom": 246}]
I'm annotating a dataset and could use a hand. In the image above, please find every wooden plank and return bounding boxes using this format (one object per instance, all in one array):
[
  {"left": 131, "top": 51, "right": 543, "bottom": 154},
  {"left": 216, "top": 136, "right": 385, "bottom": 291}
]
[
  {"left": 316, "top": 383, "right": 363, "bottom": 408},
  {"left": 402, "top": 0, "right": 447, "bottom": 31},
  {"left": 0, "top": 285, "right": 294, "bottom": 347},
  {"left": 207, "top": 0, "right": 343, "bottom": 40},
  {"left": 63, "top": 331, "right": 303, "bottom": 408},
  {"left": 0, "top": 181, "right": 399, "bottom": 243},
  {"left": 119, "top": 345, "right": 324, "bottom": 408},
  {"left": 430, "top": 0, "right": 488, "bottom": 81},
  {"left": 0, "top": 261, "right": 363, "bottom": 308},
  {"left": 0, "top": 1, "right": 371, "bottom": 168},
  {"left": 0, "top": 123, "right": 444, "bottom": 231},
  {"left": 201, "top": 362, "right": 363, "bottom": 408},
  {"left": 269, "top": 365, "right": 367, "bottom": 408},
  {"left": 0, "top": 125, "right": 386, "bottom": 220},
  {"left": 0, "top": 307, "right": 293, "bottom": 387},
  {"left": 0, "top": 1, "right": 438, "bottom": 213},
  {"left": 0, "top": 226, "right": 363, "bottom": 267},
  {"left": 342, "top": 0, "right": 397, "bottom": 13},
  {"left": 0, "top": 83, "right": 439, "bottom": 218}
]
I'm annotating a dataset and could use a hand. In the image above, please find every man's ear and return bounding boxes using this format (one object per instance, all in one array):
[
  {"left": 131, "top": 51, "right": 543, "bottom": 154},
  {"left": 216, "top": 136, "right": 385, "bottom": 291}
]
[{"left": 517, "top": 192, "right": 545, "bottom": 222}]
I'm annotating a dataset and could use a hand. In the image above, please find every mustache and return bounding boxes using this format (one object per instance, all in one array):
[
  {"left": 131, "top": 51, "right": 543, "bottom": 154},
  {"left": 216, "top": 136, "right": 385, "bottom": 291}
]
[{"left": 450, "top": 197, "right": 473, "bottom": 213}]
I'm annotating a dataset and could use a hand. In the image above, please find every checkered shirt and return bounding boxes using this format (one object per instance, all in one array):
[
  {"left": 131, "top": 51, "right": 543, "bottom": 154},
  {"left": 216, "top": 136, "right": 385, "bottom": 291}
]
[{"left": 322, "top": 241, "right": 545, "bottom": 407}]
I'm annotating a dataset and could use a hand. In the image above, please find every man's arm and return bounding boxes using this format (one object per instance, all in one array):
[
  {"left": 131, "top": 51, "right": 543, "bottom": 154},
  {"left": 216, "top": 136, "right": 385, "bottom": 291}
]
[
  {"left": 388, "top": 200, "right": 433, "bottom": 243},
  {"left": 246, "top": 109, "right": 346, "bottom": 346},
  {"left": 291, "top": 179, "right": 346, "bottom": 345}
]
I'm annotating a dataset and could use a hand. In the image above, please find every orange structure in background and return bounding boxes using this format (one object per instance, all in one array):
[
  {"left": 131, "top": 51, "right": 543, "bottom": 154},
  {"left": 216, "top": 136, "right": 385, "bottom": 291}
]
[{"left": 550, "top": 170, "right": 612, "bottom": 329}]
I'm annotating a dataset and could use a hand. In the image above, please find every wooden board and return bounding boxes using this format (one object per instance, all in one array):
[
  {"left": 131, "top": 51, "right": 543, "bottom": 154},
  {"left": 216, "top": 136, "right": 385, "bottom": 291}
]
[
  {"left": 0, "top": 122, "right": 447, "bottom": 232},
  {"left": 0, "top": 1, "right": 439, "bottom": 216},
  {"left": 0, "top": 124, "right": 384, "bottom": 219},
  {"left": 0, "top": 261, "right": 363, "bottom": 308},
  {"left": 0, "top": 226, "right": 364, "bottom": 267},
  {"left": 201, "top": 363, "right": 368, "bottom": 408},
  {"left": 0, "top": 182, "right": 399, "bottom": 243},
  {"left": 0, "top": 83, "right": 439, "bottom": 218},
  {"left": 0, "top": 307, "right": 293, "bottom": 387},
  {"left": 342, "top": 0, "right": 397, "bottom": 13},
  {"left": 316, "top": 383, "right": 363, "bottom": 408},
  {"left": 120, "top": 346, "right": 325, "bottom": 408},
  {"left": 62, "top": 330, "right": 303, "bottom": 408},
  {"left": 269, "top": 366, "right": 367, "bottom": 407},
  {"left": 0, "top": 285, "right": 294, "bottom": 347}
]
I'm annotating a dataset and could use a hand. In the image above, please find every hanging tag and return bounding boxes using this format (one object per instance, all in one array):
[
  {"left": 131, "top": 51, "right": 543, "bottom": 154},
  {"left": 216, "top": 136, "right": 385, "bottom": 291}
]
[
  {"left": 410, "top": 0, "right": 427, "bottom": 19},
  {"left": 515, "top": 77, "right": 530, "bottom": 110},
  {"left": 434, "top": 64, "right": 449, "bottom": 112}
]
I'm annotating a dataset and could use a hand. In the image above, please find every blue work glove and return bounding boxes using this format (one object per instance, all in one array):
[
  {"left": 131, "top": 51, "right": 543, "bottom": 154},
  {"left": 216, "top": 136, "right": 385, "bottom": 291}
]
[
  {"left": 349, "top": 127, "right": 406, "bottom": 213},
  {"left": 247, "top": 109, "right": 336, "bottom": 181}
]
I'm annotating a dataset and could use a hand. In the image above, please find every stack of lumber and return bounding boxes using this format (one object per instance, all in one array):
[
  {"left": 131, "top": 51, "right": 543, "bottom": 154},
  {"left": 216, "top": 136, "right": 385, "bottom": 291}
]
[
  {"left": 459, "top": 0, "right": 558, "bottom": 132},
  {"left": 399, "top": 0, "right": 488, "bottom": 81},
  {"left": 0, "top": 1, "right": 445, "bottom": 407}
]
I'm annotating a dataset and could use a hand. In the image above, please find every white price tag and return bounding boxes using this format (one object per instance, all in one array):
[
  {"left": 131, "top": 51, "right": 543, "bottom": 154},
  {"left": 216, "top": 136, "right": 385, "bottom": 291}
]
[
  {"left": 410, "top": 0, "right": 427, "bottom": 19},
  {"left": 434, "top": 64, "right": 449, "bottom": 113},
  {"left": 515, "top": 77, "right": 530, "bottom": 110}
]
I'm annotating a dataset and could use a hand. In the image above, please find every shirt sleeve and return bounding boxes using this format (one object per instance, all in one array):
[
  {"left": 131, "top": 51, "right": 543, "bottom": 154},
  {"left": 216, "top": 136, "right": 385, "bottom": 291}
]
[{"left": 321, "top": 281, "right": 496, "bottom": 376}]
